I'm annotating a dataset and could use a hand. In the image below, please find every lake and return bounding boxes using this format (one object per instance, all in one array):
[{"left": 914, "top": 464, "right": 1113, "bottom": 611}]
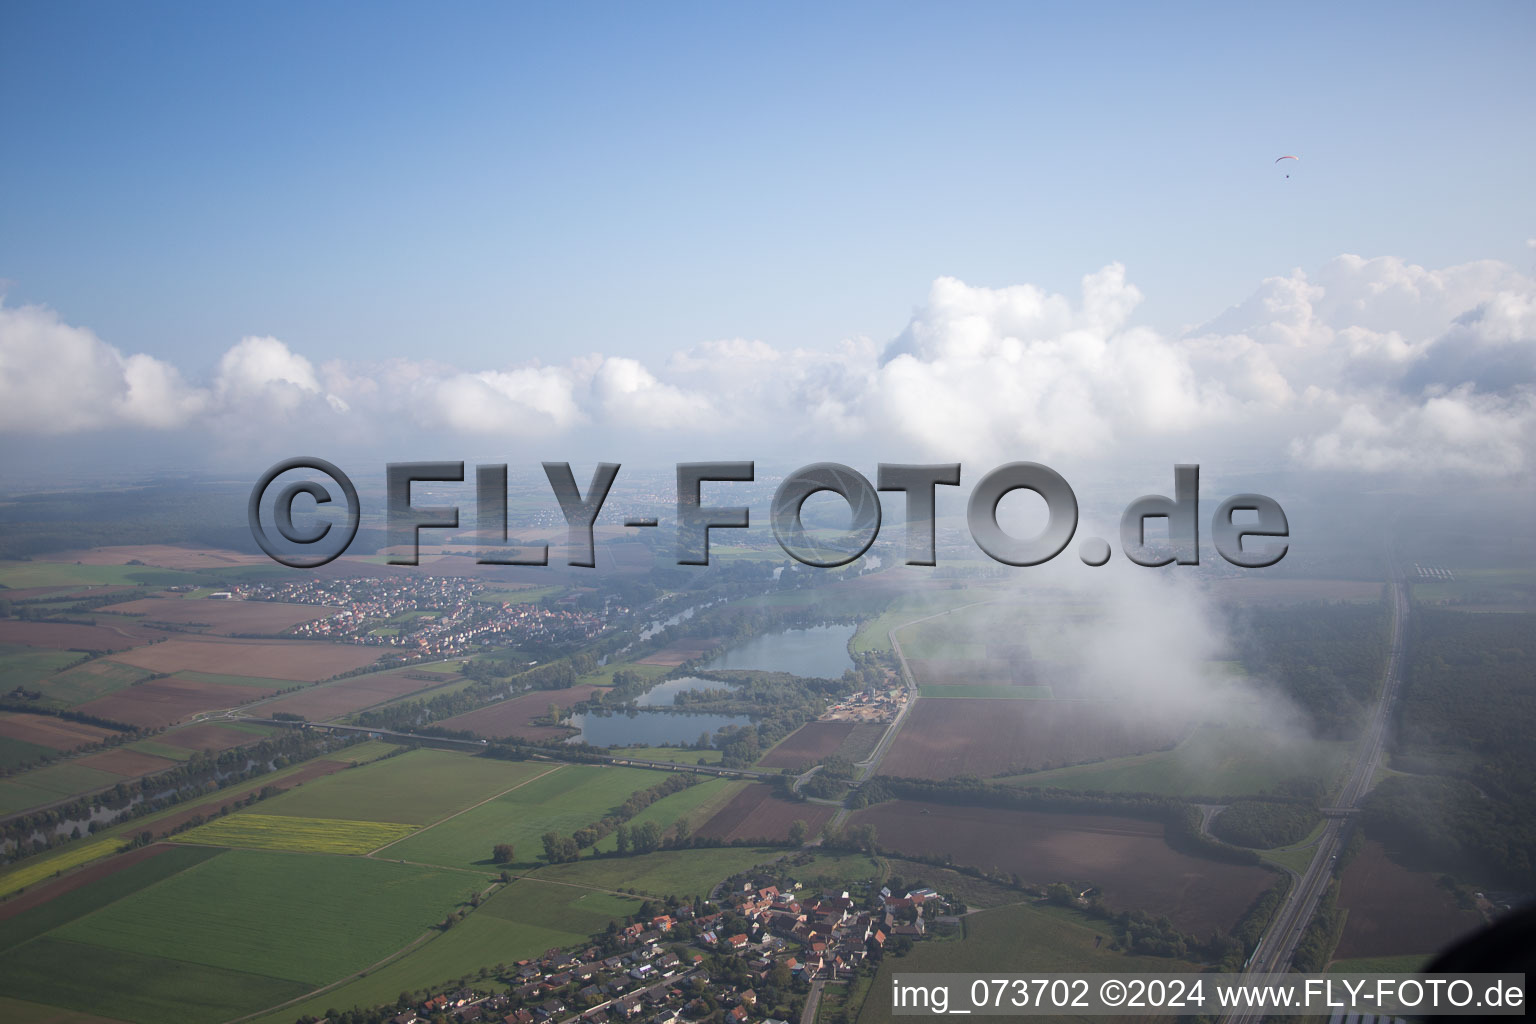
[
  {"left": 633, "top": 675, "right": 729, "bottom": 706},
  {"left": 702, "top": 623, "right": 855, "bottom": 677}
]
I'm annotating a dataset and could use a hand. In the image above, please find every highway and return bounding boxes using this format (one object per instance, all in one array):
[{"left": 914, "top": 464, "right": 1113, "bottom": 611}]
[{"left": 1225, "top": 574, "right": 1409, "bottom": 1022}]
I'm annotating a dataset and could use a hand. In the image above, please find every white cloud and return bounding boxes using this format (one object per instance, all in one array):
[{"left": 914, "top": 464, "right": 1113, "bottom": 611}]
[
  {"left": 3, "top": 254, "right": 1533, "bottom": 478},
  {"left": 0, "top": 303, "right": 200, "bottom": 433}
]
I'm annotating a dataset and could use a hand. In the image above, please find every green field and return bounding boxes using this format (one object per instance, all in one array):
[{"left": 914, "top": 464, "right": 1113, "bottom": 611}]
[
  {"left": 589, "top": 777, "right": 744, "bottom": 854},
  {"left": 855, "top": 902, "right": 1204, "bottom": 1024},
  {"left": 917, "top": 684, "right": 1053, "bottom": 699},
  {"left": 851, "top": 591, "right": 997, "bottom": 655},
  {"left": 0, "top": 762, "right": 122, "bottom": 817},
  {"left": 994, "top": 724, "right": 1352, "bottom": 799},
  {"left": 0, "top": 936, "right": 309, "bottom": 1024},
  {"left": 533, "top": 845, "right": 784, "bottom": 899},
  {"left": 0, "top": 846, "right": 224, "bottom": 954},
  {"left": 1328, "top": 953, "right": 1431, "bottom": 972},
  {"left": 250, "top": 877, "right": 641, "bottom": 1024},
  {"left": 380, "top": 763, "right": 661, "bottom": 869},
  {"left": 252, "top": 748, "right": 555, "bottom": 825},
  {"left": 1410, "top": 567, "right": 1536, "bottom": 610},
  {"left": 0, "top": 645, "right": 86, "bottom": 693},
  {"left": 30, "top": 657, "right": 151, "bottom": 706},
  {"left": 163, "top": 669, "right": 300, "bottom": 689},
  {"left": 50, "top": 849, "right": 479, "bottom": 987},
  {"left": 0, "top": 562, "right": 220, "bottom": 589},
  {"left": 0, "top": 993, "right": 135, "bottom": 1024},
  {"left": 606, "top": 744, "right": 722, "bottom": 765},
  {"left": 575, "top": 661, "right": 669, "bottom": 687},
  {"left": 0, "top": 735, "right": 57, "bottom": 771},
  {"left": 172, "top": 813, "right": 418, "bottom": 854}
]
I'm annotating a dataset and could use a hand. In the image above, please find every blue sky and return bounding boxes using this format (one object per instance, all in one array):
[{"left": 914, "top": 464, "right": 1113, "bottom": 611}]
[
  {"left": 2, "top": 2, "right": 1534, "bottom": 487},
  {"left": 3, "top": 1, "right": 1532, "bottom": 371}
]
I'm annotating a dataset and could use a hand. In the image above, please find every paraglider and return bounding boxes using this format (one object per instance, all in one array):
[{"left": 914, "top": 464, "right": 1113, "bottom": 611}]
[{"left": 1276, "top": 154, "right": 1299, "bottom": 178}]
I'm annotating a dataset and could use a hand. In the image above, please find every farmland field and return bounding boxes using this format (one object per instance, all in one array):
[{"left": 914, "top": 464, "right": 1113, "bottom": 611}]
[
  {"left": 533, "top": 845, "right": 786, "bottom": 900},
  {"left": 994, "top": 724, "right": 1352, "bottom": 799},
  {"left": 1334, "top": 840, "right": 1484, "bottom": 959},
  {"left": 0, "top": 762, "right": 122, "bottom": 817},
  {"left": 249, "top": 878, "right": 641, "bottom": 1024},
  {"left": 106, "top": 636, "right": 382, "bottom": 681},
  {"left": 73, "top": 748, "right": 177, "bottom": 777},
  {"left": 438, "top": 683, "right": 608, "bottom": 740},
  {"left": 757, "top": 720, "right": 855, "bottom": 768},
  {"left": 95, "top": 597, "right": 338, "bottom": 634},
  {"left": 848, "top": 800, "right": 1275, "bottom": 934},
  {"left": 0, "top": 620, "right": 158, "bottom": 652},
  {"left": 0, "top": 712, "right": 120, "bottom": 751},
  {"left": 156, "top": 720, "right": 275, "bottom": 752},
  {"left": 171, "top": 813, "right": 418, "bottom": 854},
  {"left": 0, "top": 645, "right": 85, "bottom": 691},
  {"left": 916, "top": 684, "right": 1052, "bottom": 698},
  {"left": 380, "top": 763, "right": 660, "bottom": 869},
  {"left": 0, "top": 835, "right": 130, "bottom": 897},
  {"left": 695, "top": 782, "right": 836, "bottom": 843},
  {"left": 259, "top": 667, "right": 455, "bottom": 720},
  {"left": 251, "top": 748, "right": 556, "bottom": 825},
  {"left": 0, "top": 937, "right": 309, "bottom": 1024},
  {"left": 0, "top": 735, "right": 56, "bottom": 770},
  {"left": 637, "top": 636, "right": 720, "bottom": 666},
  {"left": 48, "top": 849, "right": 480, "bottom": 987},
  {"left": 855, "top": 901, "right": 1205, "bottom": 1024},
  {"left": 0, "top": 845, "right": 222, "bottom": 947},
  {"left": 74, "top": 675, "right": 277, "bottom": 729},
  {"left": 880, "top": 698, "right": 1189, "bottom": 779},
  {"left": 27, "top": 658, "right": 151, "bottom": 706},
  {"left": 589, "top": 776, "right": 744, "bottom": 853}
]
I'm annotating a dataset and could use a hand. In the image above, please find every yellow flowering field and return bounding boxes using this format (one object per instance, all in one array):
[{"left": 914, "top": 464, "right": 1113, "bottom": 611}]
[
  {"left": 170, "top": 813, "right": 416, "bottom": 855},
  {"left": 0, "top": 836, "right": 123, "bottom": 896}
]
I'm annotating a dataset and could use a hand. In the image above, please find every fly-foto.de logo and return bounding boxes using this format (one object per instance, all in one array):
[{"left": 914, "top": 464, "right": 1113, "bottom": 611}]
[{"left": 248, "top": 460, "right": 1287, "bottom": 571}]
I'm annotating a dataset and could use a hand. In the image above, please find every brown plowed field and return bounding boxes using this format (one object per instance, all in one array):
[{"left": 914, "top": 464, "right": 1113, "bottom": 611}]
[
  {"left": 98, "top": 598, "right": 339, "bottom": 635},
  {"left": 261, "top": 671, "right": 452, "bottom": 721},
  {"left": 638, "top": 638, "right": 721, "bottom": 666},
  {"left": 76, "top": 677, "right": 277, "bottom": 729},
  {"left": 880, "top": 698, "right": 1186, "bottom": 779},
  {"left": 107, "top": 637, "right": 382, "bottom": 681},
  {"left": 74, "top": 749, "right": 179, "bottom": 777},
  {"left": 0, "top": 620, "right": 158, "bottom": 651},
  {"left": 849, "top": 799, "right": 1274, "bottom": 934},
  {"left": 160, "top": 723, "right": 271, "bottom": 752},
  {"left": 0, "top": 843, "right": 175, "bottom": 922},
  {"left": 758, "top": 722, "right": 856, "bottom": 769},
  {"left": 695, "top": 784, "right": 836, "bottom": 843},
  {"left": 440, "top": 685, "right": 608, "bottom": 740},
  {"left": 1334, "top": 840, "right": 1484, "bottom": 959},
  {"left": 0, "top": 713, "right": 120, "bottom": 751}
]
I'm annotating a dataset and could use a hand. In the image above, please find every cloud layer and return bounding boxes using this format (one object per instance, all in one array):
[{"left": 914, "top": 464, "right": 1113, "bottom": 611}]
[{"left": 3, "top": 253, "right": 1533, "bottom": 476}]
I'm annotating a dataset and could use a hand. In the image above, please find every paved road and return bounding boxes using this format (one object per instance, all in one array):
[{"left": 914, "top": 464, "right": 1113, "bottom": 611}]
[{"left": 1225, "top": 574, "right": 1408, "bottom": 1022}]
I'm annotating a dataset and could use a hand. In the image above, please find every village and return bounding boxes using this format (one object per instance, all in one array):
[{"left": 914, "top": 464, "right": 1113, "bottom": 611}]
[
  {"left": 208, "top": 576, "right": 611, "bottom": 659},
  {"left": 354, "top": 869, "right": 955, "bottom": 1024}
]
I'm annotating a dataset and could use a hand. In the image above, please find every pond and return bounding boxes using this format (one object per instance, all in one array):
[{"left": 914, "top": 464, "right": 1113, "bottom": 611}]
[
  {"left": 563, "top": 708, "right": 755, "bottom": 747},
  {"left": 702, "top": 623, "right": 856, "bottom": 677},
  {"left": 633, "top": 675, "right": 730, "bottom": 707}
]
